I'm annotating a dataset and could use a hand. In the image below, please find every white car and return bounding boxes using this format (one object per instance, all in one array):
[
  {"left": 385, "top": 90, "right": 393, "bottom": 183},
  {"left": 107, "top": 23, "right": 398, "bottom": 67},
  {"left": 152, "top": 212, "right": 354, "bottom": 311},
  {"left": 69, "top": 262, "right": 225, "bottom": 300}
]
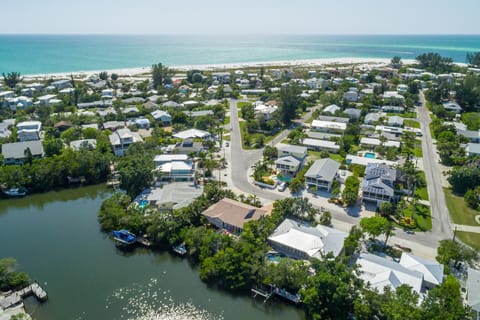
[{"left": 278, "top": 182, "right": 287, "bottom": 192}]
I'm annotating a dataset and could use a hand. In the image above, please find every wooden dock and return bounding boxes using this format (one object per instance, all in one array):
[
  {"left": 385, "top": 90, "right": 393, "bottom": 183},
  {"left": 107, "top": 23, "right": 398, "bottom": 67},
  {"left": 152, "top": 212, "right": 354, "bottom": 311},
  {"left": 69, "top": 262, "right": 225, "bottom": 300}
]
[
  {"left": 0, "top": 282, "right": 48, "bottom": 311},
  {"left": 251, "top": 288, "right": 272, "bottom": 303}
]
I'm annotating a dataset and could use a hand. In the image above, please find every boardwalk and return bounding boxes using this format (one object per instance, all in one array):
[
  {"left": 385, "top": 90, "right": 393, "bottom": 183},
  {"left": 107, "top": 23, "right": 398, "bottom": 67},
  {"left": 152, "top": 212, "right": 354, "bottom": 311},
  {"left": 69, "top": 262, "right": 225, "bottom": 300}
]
[{"left": 0, "top": 282, "right": 48, "bottom": 311}]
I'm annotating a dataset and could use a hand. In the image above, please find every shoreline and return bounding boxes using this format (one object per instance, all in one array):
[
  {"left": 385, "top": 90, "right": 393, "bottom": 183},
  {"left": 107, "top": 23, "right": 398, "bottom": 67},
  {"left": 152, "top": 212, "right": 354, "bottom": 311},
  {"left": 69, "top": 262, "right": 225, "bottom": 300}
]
[{"left": 22, "top": 57, "right": 417, "bottom": 81}]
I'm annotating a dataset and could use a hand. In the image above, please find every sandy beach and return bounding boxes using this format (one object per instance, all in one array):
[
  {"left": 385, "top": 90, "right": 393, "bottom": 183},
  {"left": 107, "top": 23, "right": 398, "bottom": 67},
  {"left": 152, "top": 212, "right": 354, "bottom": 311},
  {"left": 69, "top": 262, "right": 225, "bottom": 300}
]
[{"left": 22, "top": 57, "right": 418, "bottom": 81}]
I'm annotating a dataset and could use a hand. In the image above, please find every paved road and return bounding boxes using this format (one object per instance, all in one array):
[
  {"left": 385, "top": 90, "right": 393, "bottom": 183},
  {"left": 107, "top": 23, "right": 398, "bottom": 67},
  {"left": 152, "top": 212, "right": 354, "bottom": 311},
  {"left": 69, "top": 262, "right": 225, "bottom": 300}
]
[
  {"left": 417, "top": 91, "right": 453, "bottom": 240},
  {"left": 226, "top": 98, "right": 448, "bottom": 258}
]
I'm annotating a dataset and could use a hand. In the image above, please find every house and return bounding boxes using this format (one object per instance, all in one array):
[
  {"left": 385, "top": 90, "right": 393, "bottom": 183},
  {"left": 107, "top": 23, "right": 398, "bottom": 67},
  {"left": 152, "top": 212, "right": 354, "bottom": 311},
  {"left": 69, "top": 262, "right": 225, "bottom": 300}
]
[
  {"left": 360, "top": 137, "right": 400, "bottom": 149},
  {"left": 311, "top": 120, "right": 347, "bottom": 134},
  {"left": 442, "top": 101, "right": 463, "bottom": 113},
  {"left": 317, "top": 116, "right": 350, "bottom": 123},
  {"left": 364, "top": 113, "right": 382, "bottom": 125},
  {"left": 346, "top": 155, "right": 397, "bottom": 167},
  {"left": 212, "top": 72, "right": 230, "bottom": 84},
  {"left": 277, "top": 144, "right": 307, "bottom": 160},
  {"left": 132, "top": 118, "right": 151, "bottom": 129},
  {"left": 0, "top": 121, "right": 12, "bottom": 139},
  {"left": 458, "top": 130, "right": 480, "bottom": 143},
  {"left": 306, "top": 130, "right": 341, "bottom": 141},
  {"left": 122, "top": 97, "right": 145, "bottom": 104},
  {"left": 173, "top": 128, "right": 210, "bottom": 140},
  {"left": 101, "top": 89, "right": 114, "bottom": 98},
  {"left": 305, "top": 158, "right": 341, "bottom": 192},
  {"left": 343, "top": 91, "right": 359, "bottom": 102},
  {"left": 399, "top": 253, "right": 444, "bottom": 289},
  {"left": 302, "top": 138, "right": 340, "bottom": 153},
  {"left": 77, "top": 100, "right": 112, "bottom": 109},
  {"left": 17, "top": 121, "right": 42, "bottom": 141},
  {"left": 184, "top": 110, "right": 214, "bottom": 118},
  {"left": 37, "top": 94, "right": 58, "bottom": 106},
  {"left": 323, "top": 104, "right": 341, "bottom": 114},
  {"left": 397, "top": 84, "right": 408, "bottom": 93},
  {"left": 254, "top": 104, "right": 277, "bottom": 120},
  {"left": 383, "top": 91, "right": 405, "bottom": 104},
  {"left": 267, "top": 218, "right": 347, "bottom": 260},
  {"left": 154, "top": 154, "right": 194, "bottom": 182},
  {"left": 201, "top": 198, "right": 269, "bottom": 235},
  {"left": 361, "top": 163, "right": 398, "bottom": 205},
  {"left": 108, "top": 128, "right": 143, "bottom": 156},
  {"left": 387, "top": 116, "right": 404, "bottom": 127},
  {"left": 466, "top": 143, "right": 480, "bottom": 157},
  {"left": 381, "top": 105, "right": 405, "bottom": 113},
  {"left": 344, "top": 108, "right": 362, "bottom": 120},
  {"left": 151, "top": 110, "right": 172, "bottom": 124},
  {"left": 102, "top": 121, "right": 124, "bottom": 131},
  {"left": 162, "top": 100, "right": 183, "bottom": 108},
  {"left": 145, "top": 182, "right": 203, "bottom": 211},
  {"left": 5, "top": 96, "right": 33, "bottom": 111},
  {"left": 54, "top": 121, "right": 74, "bottom": 132},
  {"left": 70, "top": 139, "right": 97, "bottom": 151},
  {"left": 356, "top": 253, "right": 423, "bottom": 294},
  {"left": 51, "top": 79, "right": 71, "bottom": 90},
  {"left": 2, "top": 140, "right": 44, "bottom": 165},
  {"left": 275, "top": 156, "right": 302, "bottom": 177},
  {"left": 467, "top": 268, "right": 480, "bottom": 320},
  {"left": 173, "top": 139, "right": 204, "bottom": 154}
]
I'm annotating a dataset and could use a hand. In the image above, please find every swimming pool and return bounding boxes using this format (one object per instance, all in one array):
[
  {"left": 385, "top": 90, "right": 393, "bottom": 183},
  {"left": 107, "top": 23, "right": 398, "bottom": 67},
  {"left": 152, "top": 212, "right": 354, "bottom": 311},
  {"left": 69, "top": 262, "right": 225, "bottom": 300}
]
[
  {"left": 138, "top": 199, "right": 149, "bottom": 209},
  {"left": 364, "top": 152, "right": 376, "bottom": 159}
]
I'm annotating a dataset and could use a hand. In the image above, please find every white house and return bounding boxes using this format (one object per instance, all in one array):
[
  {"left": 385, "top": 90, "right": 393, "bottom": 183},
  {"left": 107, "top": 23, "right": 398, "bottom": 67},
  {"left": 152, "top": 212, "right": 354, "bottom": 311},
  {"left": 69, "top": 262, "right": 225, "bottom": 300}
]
[
  {"left": 311, "top": 120, "right": 347, "bottom": 134},
  {"left": 268, "top": 218, "right": 347, "bottom": 260},
  {"left": 275, "top": 156, "right": 302, "bottom": 177},
  {"left": 302, "top": 138, "right": 340, "bottom": 153},
  {"left": 108, "top": 128, "right": 143, "bottom": 156},
  {"left": 361, "top": 163, "right": 398, "bottom": 205},
  {"left": 277, "top": 144, "right": 307, "bottom": 160},
  {"left": 51, "top": 79, "right": 71, "bottom": 90},
  {"left": 16, "top": 121, "right": 42, "bottom": 141},
  {"left": 37, "top": 94, "right": 58, "bottom": 106},
  {"left": 323, "top": 104, "right": 341, "bottom": 114},
  {"left": 173, "top": 129, "right": 210, "bottom": 140}
]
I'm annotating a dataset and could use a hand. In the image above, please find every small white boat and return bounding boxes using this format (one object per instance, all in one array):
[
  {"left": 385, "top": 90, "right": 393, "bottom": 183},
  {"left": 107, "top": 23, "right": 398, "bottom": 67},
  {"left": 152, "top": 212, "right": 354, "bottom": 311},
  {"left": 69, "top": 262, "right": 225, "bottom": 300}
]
[{"left": 4, "top": 188, "right": 27, "bottom": 197}]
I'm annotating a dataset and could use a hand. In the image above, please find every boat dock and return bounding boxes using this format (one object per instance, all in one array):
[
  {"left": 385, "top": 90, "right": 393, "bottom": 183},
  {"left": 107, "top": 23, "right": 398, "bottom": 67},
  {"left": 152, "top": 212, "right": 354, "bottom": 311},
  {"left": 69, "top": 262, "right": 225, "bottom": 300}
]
[
  {"left": 272, "top": 287, "right": 301, "bottom": 304},
  {"left": 251, "top": 288, "right": 272, "bottom": 303},
  {"left": 0, "top": 282, "right": 48, "bottom": 311}
]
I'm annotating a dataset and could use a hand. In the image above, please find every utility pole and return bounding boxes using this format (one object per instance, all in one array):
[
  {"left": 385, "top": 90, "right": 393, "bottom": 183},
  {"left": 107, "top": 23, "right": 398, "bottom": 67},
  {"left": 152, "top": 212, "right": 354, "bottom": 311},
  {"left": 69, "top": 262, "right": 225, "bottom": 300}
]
[{"left": 453, "top": 226, "right": 457, "bottom": 241}]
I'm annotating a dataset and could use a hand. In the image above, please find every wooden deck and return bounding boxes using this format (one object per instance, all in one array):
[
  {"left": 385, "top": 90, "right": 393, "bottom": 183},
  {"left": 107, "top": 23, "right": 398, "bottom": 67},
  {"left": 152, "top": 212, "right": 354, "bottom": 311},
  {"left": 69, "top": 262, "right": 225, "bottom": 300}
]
[{"left": 0, "top": 282, "right": 48, "bottom": 311}]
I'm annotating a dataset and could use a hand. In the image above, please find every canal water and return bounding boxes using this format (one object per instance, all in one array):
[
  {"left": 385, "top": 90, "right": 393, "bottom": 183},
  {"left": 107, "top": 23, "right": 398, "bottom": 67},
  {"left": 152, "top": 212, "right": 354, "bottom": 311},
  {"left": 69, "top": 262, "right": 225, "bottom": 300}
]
[{"left": 0, "top": 185, "right": 304, "bottom": 320}]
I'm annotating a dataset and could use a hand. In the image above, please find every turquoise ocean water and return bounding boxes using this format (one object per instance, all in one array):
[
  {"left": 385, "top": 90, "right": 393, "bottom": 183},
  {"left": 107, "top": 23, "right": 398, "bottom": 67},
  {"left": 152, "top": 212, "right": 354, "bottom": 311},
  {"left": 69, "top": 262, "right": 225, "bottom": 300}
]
[{"left": 1, "top": 34, "right": 479, "bottom": 75}]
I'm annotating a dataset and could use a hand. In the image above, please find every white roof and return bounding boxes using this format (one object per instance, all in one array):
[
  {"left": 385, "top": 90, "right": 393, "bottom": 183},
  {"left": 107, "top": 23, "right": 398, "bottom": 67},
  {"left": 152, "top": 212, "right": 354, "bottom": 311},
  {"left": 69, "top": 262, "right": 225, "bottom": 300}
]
[
  {"left": 159, "top": 161, "right": 192, "bottom": 173},
  {"left": 360, "top": 137, "right": 400, "bottom": 148},
  {"left": 311, "top": 120, "right": 347, "bottom": 131},
  {"left": 346, "top": 155, "right": 397, "bottom": 167},
  {"left": 17, "top": 121, "right": 42, "bottom": 130},
  {"left": 268, "top": 218, "right": 347, "bottom": 259},
  {"left": 399, "top": 253, "right": 444, "bottom": 286},
  {"left": 302, "top": 138, "right": 340, "bottom": 150},
  {"left": 323, "top": 104, "right": 341, "bottom": 114},
  {"left": 357, "top": 253, "right": 423, "bottom": 294},
  {"left": 154, "top": 154, "right": 188, "bottom": 163},
  {"left": 173, "top": 128, "right": 210, "bottom": 140}
]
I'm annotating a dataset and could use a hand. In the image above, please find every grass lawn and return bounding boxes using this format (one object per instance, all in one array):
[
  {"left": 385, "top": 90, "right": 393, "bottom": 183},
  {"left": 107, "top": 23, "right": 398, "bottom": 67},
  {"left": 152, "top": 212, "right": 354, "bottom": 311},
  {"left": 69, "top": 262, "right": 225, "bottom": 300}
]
[
  {"left": 329, "top": 153, "right": 345, "bottom": 163},
  {"left": 415, "top": 171, "right": 429, "bottom": 201},
  {"left": 307, "top": 151, "right": 345, "bottom": 163},
  {"left": 402, "top": 203, "right": 432, "bottom": 231},
  {"left": 223, "top": 134, "right": 231, "bottom": 141},
  {"left": 456, "top": 231, "right": 480, "bottom": 251},
  {"left": 414, "top": 142, "right": 423, "bottom": 158},
  {"left": 386, "top": 112, "right": 416, "bottom": 118},
  {"left": 239, "top": 121, "right": 279, "bottom": 150},
  {"left": 404, "top": 119, "right": 420, "bottom": 129},
  {"left": 223, "top": 116, "right": 230, "bottom": 125},
  {"left": 444, "top": 188, "right": 480, "bottom": 226}
]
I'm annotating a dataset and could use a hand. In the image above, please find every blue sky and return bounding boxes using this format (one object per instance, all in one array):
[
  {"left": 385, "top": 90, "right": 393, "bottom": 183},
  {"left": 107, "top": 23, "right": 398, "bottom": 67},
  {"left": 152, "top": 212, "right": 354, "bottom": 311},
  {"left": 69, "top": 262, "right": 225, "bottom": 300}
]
[{"left": 1, "top": 0, "right": 479, "bottom": 34}]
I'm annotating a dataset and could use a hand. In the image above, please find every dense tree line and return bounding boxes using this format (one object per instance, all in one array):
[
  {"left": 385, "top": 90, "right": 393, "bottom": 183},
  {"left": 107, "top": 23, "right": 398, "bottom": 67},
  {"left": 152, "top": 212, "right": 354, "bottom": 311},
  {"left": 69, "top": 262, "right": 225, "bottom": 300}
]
[
  {"left": 416, "top": 52, "right": 453, "bottom": 74},
  {"left": 0, "top": 147, "right": 110, "bottom": 191}
]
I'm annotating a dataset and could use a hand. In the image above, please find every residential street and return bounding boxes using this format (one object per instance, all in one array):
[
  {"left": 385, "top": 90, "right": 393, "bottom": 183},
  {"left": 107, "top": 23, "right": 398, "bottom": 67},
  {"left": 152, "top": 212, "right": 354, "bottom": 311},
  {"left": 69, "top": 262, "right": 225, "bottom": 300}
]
[
  {"left": 417, "top": 91, "right": 453, "bottom": 240},
  {"left": 224, "top": 98, "right": 453, "bottom": 259}
]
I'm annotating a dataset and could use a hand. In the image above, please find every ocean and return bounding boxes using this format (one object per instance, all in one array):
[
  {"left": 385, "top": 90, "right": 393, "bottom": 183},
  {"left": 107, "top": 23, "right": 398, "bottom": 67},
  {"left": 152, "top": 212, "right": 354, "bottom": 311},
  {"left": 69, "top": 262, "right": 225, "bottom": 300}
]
[{"left": 1, "top": 34, "right": 479, "bottom": 75}]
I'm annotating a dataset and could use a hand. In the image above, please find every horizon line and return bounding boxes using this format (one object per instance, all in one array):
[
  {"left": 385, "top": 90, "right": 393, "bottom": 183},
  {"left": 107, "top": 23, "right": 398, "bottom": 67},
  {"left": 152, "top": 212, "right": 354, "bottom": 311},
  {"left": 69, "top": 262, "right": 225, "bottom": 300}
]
[{"left": 1, "top": 33, "right": 480, "bottom": 36}]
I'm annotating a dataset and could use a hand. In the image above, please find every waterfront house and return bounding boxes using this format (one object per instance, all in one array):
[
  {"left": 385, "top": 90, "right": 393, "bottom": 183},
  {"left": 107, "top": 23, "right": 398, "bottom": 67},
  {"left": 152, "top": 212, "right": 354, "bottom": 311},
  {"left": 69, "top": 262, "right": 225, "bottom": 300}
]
[
  {"left": 201, "top": 198, "right": 269, "bottom": 235},
  {"left": 17, "top": 121, "right": 42, "bottom": 141},
  {"left": 145, "top": 182, "right": 203, "bottom": 211},
  {"left": 311, "top": 120, "right": 347, "bottom": 134},
  {"left": 304, "top": 158, "right": 341, "bottom": 192},
  {"left": 154, "top": 154, "right": 195, "bottom": 182},
  {"left": 361, "top": 163, "right": 398, "bottom": 205},
  {"left": 108, "top": 128, "right": 143, "bottom": 156},
  {"left": 267, "top": 218, "right": 347, "bottom": 260},
  {"left": 2, "top": 140, "right": 44, "bottom": 165},
  {"left": 277, "top": 144, "right": 307, "bottom": 160}
]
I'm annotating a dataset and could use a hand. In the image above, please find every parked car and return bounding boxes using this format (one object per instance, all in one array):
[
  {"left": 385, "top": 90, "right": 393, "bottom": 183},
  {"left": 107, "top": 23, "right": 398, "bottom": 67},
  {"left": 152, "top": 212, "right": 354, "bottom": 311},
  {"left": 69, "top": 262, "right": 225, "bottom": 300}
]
[{"left": 278, "top": 182, "right": 287, "bottom": 192}]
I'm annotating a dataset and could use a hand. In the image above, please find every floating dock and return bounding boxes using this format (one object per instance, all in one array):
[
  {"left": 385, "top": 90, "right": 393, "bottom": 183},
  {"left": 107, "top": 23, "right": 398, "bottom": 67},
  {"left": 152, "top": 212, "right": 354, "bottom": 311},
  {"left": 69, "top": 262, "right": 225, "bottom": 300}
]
[
  {"left": 0, "top": 282, "right": 48, "bottom": 311},
  {"left": 251, "top": 288, "right": 272, "bottom": 303}
]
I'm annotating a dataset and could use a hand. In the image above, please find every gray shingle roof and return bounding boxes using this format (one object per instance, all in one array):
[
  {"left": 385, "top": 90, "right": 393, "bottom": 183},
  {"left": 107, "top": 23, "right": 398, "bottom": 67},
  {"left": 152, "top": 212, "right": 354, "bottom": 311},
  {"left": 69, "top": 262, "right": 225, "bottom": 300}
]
[
  {"left": 305, "top": 158, "right": 340, "bottom": 182},
  {"left": 2, "top": 140, "right": 44, "bottom": 159}
]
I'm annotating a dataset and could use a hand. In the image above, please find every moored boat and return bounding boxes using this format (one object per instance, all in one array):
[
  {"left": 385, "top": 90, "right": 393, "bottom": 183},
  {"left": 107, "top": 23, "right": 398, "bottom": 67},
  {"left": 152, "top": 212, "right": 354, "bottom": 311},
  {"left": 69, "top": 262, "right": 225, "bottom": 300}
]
[
  {"left": 4, "top": 188, "right": 27, "bottom": 197},
  {"left": 112, "top": 229, "right": 137, "bottom": 245}
]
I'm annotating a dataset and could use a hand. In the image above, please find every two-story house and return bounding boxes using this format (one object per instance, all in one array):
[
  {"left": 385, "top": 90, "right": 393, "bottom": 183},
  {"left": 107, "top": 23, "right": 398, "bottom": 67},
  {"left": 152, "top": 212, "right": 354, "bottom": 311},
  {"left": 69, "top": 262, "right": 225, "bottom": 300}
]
[
  {"left": 361, "top": 163, "right": 398, "bottom": 206},
  {"left": 108, "top": 128, "right": 143, "bottom": 156}
]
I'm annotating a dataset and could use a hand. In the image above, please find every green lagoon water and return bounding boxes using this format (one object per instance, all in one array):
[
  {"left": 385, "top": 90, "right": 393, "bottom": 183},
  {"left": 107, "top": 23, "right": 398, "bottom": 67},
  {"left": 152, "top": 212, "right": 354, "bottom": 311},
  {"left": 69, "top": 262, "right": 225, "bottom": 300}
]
[
  {"left": 1, "top": 35, "right": 480, "bottom": 75},
  {"left": 0, "top": 185, "right": 304, "bottom": 319}
]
